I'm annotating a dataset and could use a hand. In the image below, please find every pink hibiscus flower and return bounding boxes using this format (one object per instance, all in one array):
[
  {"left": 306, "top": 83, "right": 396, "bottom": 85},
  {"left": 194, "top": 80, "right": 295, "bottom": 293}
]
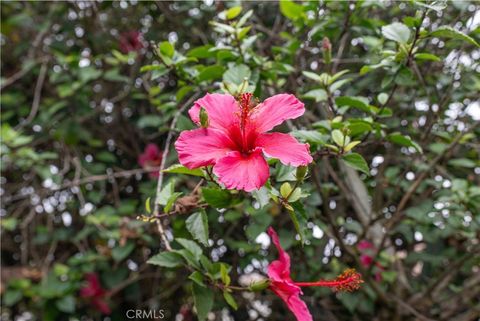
[
  {"left": 138, "top": 143, "right": 163, "bottom": 178},
  {"left": 357, "top": 240, "right": 374, "bottom": 251},
  {"left": 119, "top": 31, "right": 144, "bottom": 54},
  {"left": 175, "top": 93, "right": 313, "bottom": 192},
  {"left": 80, "top": 273, "right": 111, "bottom": 315},
  {"left": 357, "top": 240, "right": 385, "bottom": 282},
  {"left": 267, "top": 227, "right": 363, "bottom": 321}
]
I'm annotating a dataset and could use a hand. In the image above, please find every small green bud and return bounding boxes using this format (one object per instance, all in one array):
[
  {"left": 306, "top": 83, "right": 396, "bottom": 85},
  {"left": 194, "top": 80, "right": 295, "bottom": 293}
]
[
  {"left": 248, "top": 279, "right": 271, "bottom": 292},
  {"left": 199, "top": 107, "right": 209, "bottom": 128},
  {"left": 322, "top": 37, "right": 332, "bottom": 65},
  {"left": 296, "top": 166, "right": 308, "bottom": 182}
]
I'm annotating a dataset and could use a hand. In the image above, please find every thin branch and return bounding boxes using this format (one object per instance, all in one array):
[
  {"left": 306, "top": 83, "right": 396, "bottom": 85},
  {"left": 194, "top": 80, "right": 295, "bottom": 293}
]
[
  {"left": 15, "top": 62, "right": 48, "bottom": 130},
  {"left": 152, "top": 93, "right": 201, "bottom": 251}
]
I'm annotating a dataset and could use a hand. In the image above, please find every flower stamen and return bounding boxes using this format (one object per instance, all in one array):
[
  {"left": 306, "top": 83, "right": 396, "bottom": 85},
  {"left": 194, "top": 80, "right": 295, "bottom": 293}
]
[
  {"left": 239, "top": 92, "right": 254, "bottom": 130},
  {"left": 294, "top": 269, "right": 363, "bottom": 292}
]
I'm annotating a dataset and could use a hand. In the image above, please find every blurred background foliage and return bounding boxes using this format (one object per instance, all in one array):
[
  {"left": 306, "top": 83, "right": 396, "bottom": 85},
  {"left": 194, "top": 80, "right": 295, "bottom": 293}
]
[{"left": 1, "top": 1, "right": 480, "bottom": 321}]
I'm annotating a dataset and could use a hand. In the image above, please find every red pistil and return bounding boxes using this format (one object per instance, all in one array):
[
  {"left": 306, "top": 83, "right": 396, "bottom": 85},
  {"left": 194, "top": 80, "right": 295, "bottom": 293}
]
[
  {"left": 236, "top": 93, "right": 257, "bottom": 153},
  {"left": 294, "top": 269, "right": 363, "bottom": 292},
  {"left": 239, "top": 93, "right": 254, "bottom": 130}
]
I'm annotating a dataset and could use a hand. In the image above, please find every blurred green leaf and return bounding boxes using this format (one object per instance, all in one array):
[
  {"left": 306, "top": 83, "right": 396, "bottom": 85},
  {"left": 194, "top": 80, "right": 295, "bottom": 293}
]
[
  {"left": 186, "top": 211, "right": 209, "bottom": 246},
  {"left": 430, "top": 26, "right": 480, "bottom": 47},
  {"left": 56, "top": 295, "right": 75, "bottom": 313},
  {"left": 147, "top": 251, "right": 184, "bottom": 268},
  {"left": 163, "top": 164, "right": 204, "bottom": 177},
  {"left": 202, "top": 187, "right": 232, "bottom": 208},
  {"left": 112, "top": 242, "right": 135, "bottom": 262},
  {"left": 192, "top": 283, "right": 214, "bottom": 321},
  {"left": 342, "top": 153, "right": 370, "bottom": 175},
  {"left": 223, "top": 291, "right": 238, "bottom": 310},
  {"left": 280, "top": 0, "right": 304, "bottom": 21},
  {"left": 382, "top": 22, "right": 411, "bottom": 44}
]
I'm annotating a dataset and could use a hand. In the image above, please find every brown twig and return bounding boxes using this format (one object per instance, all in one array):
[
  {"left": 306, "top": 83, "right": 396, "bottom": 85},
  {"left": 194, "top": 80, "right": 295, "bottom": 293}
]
[
  {"left": 15, "top": 62, "right": 48, "bottom": 130},
  {"left": 152, "top": 93, "right": 201, "bottom": 251}
]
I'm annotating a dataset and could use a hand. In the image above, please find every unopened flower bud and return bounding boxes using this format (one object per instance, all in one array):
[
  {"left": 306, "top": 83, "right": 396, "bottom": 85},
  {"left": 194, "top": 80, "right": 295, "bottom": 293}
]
[
  {"left": 248, "top": 279, "right": 271, "bottom": 292},
  {"left": 322, "top": 37, "right": 332, "bottom": 65},
  {"left": 296, "top": 166, "right": 308, "bottom": 182}
]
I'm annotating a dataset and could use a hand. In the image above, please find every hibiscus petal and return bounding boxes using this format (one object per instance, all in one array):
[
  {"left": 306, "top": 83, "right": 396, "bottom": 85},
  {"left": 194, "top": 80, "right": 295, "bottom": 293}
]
[
  {"left": 145, "top": 143, "right": 160, "bottom": 159},
  {"left": 175, "top": 128, "right": 235, "bottom": 169},
  {"left": 93, "top": 299, "right": 111, "bottom": 315},
  {"left": 213, "top": 148, "right": 269, "bottom": 192},
  {"left": 285, "top": 291, "right": 313, "bottom": 321},
  {"left": 270, "top": 281, "right": 312, "bottom": 321},
  {"left": 256, "top": 133, "right": 313, "bottom": 167},
  {"left": 267, "top": 227, "right": 292, "bottom": 281},
  {"left": 252, "top": 94, "right": 305, "bottom": 133},
  {"left": 188, "top": 93, "right": 239, "bottom": 133}
]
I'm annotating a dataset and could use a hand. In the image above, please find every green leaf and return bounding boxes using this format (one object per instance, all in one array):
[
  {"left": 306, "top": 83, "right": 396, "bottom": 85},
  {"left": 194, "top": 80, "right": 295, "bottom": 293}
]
[
  {"left": 223, "top": 64, "right": 251, "bottom": 85},
  {"left": 163, "top": 164, "right": 204, "bottom": 177},
  {"left": 56, "top": 295, "right": 75, "bottom": 313},
  {"left": 347, "top": 121, "right": 373, "bottom": 136},
  {"left": 302, "top": 71, "right": 322, "bottom": 82},
  {"left": 223, "top": 291, "right": 238, "bottom": 310},
  {"left": 415, "top": 53, "right": 441, "bottom": 62},
  {"left": 329, "top": 69, "right": 350, "bottom": 84},
  {"left": 225, "top": 6, "right": 242, "bottom": 20},
  {"left": 287, "top": 188, "right": 302, "bottom": 203},
  {"left": 176, "top": 249, "right": 201, "bottom": 269},
  {"left": 335, "top": 96, "right": 370, "bottom": 113},
  {"left": 280, "top": 182, "right": 293, "bottom": 198},
  {"left": 137, "top": 115, "right": 163, "bottom": 128},
  {"left": 186, "top": 211, "right": 209, "bottom": 246},
  {"left": 448, "top": 158, "right": 477, "bottom": 168},
  {"left": 112, "top": 242, "right": 135, "bottom": 262},
  {"left": 344, "top": 141, "right": 361, "bottom": 152},
  {"left": 197, "top": 65, "right": 225, "bottom": 82},
  {"left": 189, "top": 271, "right": 205, "bottom": 286},
  {"left": 280, "top": 0, "right": 304, "bottom": 21},
  {"left": 292, "top": 130, "right": 328, "bottom": 145},
  {"left": 220, "top": 263, "right": 231, "bottom": 286},
  {"left": 381, "top": 22, "right": 411, "bottom": 44},
  {"left": 3, "top": 290, "right": 22, "bottom": 306},
  {"left": 157, "top": 180, "right": 175, "bottom": 206},
  {"left": 381, "top": 271, "right": 398, "bottom": 283},
  {"left": 237, "top": 9, "right": 253, "bottom": 27},
  {"left": 147, "top": 251, "right": 184, "bottom": 267},
  {"left": 176, "top": 238, "right": 202, "bottom": 261},
  {"left": 96, "top": 151, "right": 116, "bottom": 163},
  {"left": 342, "top": 153, "right": 370, "bottom": 175},
  {"left": 140, "top": 64, "right": 166, "bottom": 72},
  {"left": 186, "top": 45, "right": 215, "bottom": 59},
  {"left": 159, "top": 41, "right": 175, "bottom": 58},
  {"left": 145, "top": 197, "right": 152, "bottom": 214},
  {"left": 387, "top": 133, "right": 423, "bottom": 153},
  {"left": 164, "top": 192, "right": 182, "bottom": 213},
  {"left": 331, "top": 129, "right": 345, "bottom": 147},
  {"left": 202, "top": 187, "right": 232, "bottom": 208},
  {"left": 1, "top": 217, "right": 18, "bottom": 231},
  {"left": 330, "top": 78, "right": 352, "bottom": 92},
  {"left": 192, "top": 283, "right": 214, "bottom": 321},
  {"left": 430, "top": 26, "right": 480, "bottom": 47},
  {"left": 303, "top": 89, "right": 327, "bottom": 102},
  {"left": 252, "top": 187, "right": 270, "bottom": 208}
]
